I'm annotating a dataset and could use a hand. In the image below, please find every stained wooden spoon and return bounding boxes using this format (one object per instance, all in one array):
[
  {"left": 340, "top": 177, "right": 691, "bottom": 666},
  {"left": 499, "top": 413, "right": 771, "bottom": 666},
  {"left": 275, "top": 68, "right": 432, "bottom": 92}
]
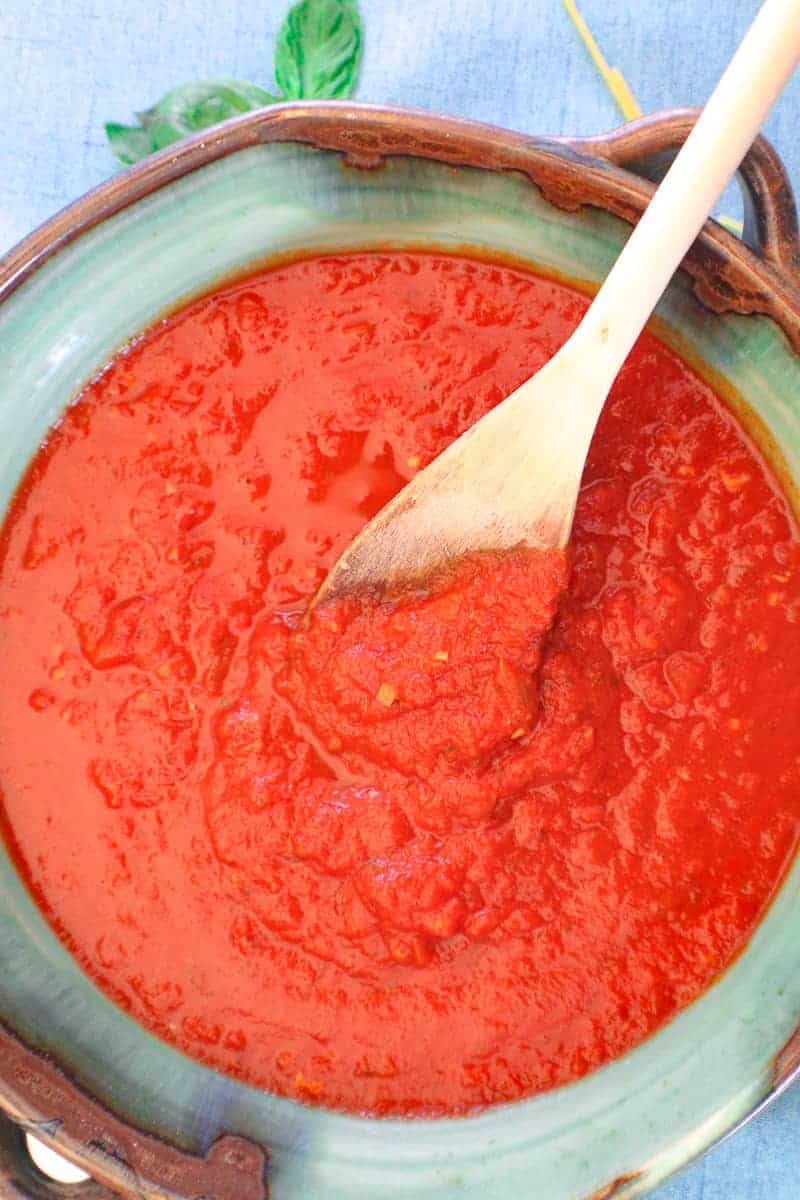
[{"left": 315, "top": 0, "right": 800, "bottom": 606}]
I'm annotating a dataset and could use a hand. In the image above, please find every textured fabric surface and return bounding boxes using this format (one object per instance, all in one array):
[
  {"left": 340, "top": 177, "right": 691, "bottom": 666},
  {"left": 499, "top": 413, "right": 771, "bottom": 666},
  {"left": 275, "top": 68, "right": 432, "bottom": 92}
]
[{"left": 1, "top": 1, "right": 799, "bottom": 1196}]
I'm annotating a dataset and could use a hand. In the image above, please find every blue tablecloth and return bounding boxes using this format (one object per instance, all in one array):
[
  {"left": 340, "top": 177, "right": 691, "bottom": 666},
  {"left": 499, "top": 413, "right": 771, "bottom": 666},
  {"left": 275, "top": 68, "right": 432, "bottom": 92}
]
[{"left": 2, "top": 1, "right": 799, "bottom": 1196}]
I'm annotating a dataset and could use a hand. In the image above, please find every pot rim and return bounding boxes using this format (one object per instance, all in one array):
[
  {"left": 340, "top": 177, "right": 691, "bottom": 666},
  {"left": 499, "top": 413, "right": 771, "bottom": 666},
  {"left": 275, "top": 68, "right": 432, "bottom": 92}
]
[
  {"left": 2, "top": 100, "right": 800, "bottom": 338},
  {"left": 0, "top": 99, "right": 799, "bottom": 1200}
]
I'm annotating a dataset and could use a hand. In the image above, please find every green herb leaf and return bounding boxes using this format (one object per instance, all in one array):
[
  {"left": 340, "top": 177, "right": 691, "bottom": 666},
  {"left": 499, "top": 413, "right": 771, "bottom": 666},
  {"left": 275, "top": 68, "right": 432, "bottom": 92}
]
[
  {"left": 105, "top": 0, "right": 363, "bottom": 165},
  {"left": 139, "top": 79, "right": 280, "bottom": 138},
  {"left": 274, "top": 0, "right": 362, "bottom": 100},
  {"left": 106, "top": 78, "right": 280, "bottom": 165},
  {"left": 104, "top": 123, "right": 153, "bottom": 167}
]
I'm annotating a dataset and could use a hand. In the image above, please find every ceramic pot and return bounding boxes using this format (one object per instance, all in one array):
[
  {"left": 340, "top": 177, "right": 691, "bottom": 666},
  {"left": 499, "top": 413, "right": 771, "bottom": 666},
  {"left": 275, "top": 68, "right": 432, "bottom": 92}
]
[{"left": 0, "top": 102, "right": 799, "bottom": 1200}]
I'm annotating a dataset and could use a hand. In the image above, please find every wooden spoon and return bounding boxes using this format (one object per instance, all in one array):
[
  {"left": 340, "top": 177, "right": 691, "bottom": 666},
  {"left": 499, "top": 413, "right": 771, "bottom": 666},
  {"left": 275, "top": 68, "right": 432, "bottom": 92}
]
[{"left": 316, "top": 0, "right": 800, "bottom": 606}]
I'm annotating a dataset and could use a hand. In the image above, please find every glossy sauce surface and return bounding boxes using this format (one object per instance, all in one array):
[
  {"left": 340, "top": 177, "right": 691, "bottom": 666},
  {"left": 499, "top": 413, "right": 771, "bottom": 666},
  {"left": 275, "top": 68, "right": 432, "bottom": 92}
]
[{"left": 1, "top": 253, "right": 799, "bottom": 1115}]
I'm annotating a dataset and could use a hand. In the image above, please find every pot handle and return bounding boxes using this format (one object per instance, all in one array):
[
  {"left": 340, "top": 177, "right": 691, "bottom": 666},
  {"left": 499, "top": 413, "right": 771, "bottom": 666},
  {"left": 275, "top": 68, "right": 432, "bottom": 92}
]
[
  {"left": 563, "top": 106, "right": 800, "bottom": 289},
  {"left": 0, "top": 1112, "right": 117, "bottom": 1199}
]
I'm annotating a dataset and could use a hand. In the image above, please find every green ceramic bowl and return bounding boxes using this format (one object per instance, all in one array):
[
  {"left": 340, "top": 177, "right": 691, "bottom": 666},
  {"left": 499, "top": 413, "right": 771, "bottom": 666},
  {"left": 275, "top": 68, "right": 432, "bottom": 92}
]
[{"left": 1, "top": 103, "right": 799, "bottom": 1200}]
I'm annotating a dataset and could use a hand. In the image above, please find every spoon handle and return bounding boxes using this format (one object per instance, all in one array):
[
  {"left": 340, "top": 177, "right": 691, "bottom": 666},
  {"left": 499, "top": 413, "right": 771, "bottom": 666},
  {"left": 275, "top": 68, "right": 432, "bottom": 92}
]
[{"left": 565, "top": 0, "right": 800, "bottom": 396}]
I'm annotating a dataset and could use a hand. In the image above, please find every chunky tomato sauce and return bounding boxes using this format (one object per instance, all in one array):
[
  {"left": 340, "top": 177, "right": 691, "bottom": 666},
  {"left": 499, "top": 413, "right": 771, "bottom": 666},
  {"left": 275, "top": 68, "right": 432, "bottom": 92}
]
[{"left": 1, "top": 252, "right": 799, "bottom": 1116}]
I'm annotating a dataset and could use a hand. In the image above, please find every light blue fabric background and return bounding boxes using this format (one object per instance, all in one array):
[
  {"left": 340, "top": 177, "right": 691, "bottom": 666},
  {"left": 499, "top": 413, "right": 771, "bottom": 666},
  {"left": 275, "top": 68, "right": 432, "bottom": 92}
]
[{"left": 1, "top": 1, "right": 798, "bottom": 1196}]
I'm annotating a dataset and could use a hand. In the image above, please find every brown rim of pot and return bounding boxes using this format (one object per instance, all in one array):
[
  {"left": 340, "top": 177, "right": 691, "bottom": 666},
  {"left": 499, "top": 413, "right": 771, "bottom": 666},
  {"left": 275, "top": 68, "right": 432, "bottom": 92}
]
[
  {"left": 2, "top": 101, "right": 800, "bottom": 347},
  {"left": 0, "top": 101, "right": 799, "bottom": 1200}
]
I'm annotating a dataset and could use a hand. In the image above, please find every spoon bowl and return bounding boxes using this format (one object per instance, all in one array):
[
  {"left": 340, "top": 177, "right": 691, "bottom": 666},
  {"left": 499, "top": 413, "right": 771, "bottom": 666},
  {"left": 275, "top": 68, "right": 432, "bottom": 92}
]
[{"left": 314, "top": 349, "right": 592, "bottom": 602}]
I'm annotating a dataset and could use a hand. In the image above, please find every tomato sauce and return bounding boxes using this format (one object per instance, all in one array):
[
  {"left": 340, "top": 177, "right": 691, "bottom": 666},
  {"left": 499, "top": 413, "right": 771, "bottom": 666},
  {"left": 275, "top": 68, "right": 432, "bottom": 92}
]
[{"left": 1, "top": 252, "right": 799, "bottom": 1116}]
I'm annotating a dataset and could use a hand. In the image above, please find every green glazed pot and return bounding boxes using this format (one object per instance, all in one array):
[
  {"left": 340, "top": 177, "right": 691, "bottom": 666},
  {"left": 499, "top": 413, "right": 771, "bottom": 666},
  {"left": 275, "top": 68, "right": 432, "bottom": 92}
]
[{"left": 0, "top": 103, "right": 799, "bottom": 1200}]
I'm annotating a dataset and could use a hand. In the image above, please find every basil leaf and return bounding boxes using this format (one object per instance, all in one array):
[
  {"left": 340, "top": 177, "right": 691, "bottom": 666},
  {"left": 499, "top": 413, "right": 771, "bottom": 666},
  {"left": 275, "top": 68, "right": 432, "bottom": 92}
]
[
  {"left": 139, "top": 78, "right": 280, "bottom": 136},
  {"left": 104, "top": 0, "right": 363, "bottom": 166},
  {"left": 104, "top": 123, "right": 153, "bottom": 167},
  {"left": 106, "top": 78, "right": 280, "bottom": 165},
  {"left": 274, "top": 0, "right": 362, "bottom": 100}
]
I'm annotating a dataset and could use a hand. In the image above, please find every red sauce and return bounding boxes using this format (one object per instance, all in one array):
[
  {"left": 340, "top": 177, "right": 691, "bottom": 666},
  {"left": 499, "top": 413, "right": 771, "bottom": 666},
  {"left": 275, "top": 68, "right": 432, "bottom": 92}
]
[{"left": 1, "top": 252, "right": 799, "bottom": 1116}]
